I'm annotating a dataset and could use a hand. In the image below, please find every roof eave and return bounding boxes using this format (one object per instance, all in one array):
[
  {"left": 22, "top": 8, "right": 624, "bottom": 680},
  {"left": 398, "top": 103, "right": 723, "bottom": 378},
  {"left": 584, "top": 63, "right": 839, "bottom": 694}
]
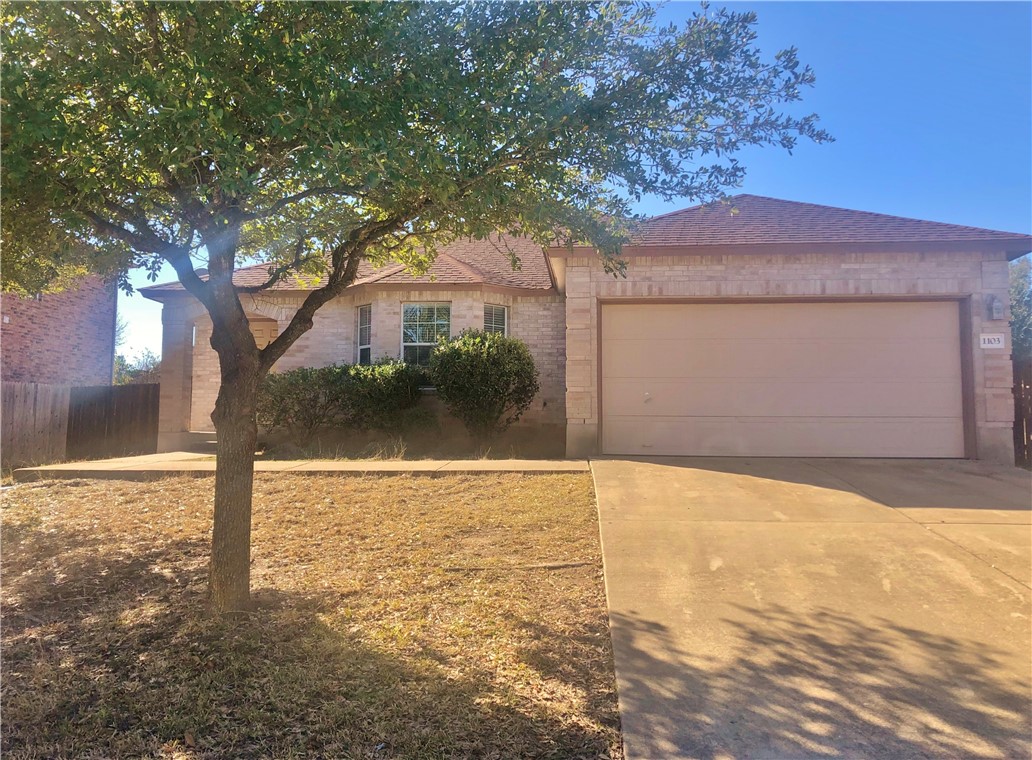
[
  {"left": 138, "top": 281, "right": 558, "bottom": 301},
  {"left": 548, "top": 238, "right": 1032, "bottom": 259},
  {"left": 138, "top": 286, "right": 189, "bottom": 302}
]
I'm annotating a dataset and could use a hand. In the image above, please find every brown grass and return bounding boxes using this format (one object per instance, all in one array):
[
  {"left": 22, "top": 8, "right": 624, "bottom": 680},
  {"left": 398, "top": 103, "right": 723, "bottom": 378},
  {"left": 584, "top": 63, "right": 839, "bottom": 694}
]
[{"left": 1, "top": 474, "right": 621, "bottom": 759}]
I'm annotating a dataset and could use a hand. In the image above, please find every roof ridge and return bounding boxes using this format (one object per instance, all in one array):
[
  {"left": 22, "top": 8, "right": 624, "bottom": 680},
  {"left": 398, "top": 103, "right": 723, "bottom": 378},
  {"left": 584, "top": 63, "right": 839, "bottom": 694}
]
[
  {"left": 645, "top": 196, "right": 732, "bottom": 222},
  {"left": 436, "top": 251, "right": 487, "bottom": 282},
  {"left": 355, "top": 262, "right": 408, "bottom": 285}
]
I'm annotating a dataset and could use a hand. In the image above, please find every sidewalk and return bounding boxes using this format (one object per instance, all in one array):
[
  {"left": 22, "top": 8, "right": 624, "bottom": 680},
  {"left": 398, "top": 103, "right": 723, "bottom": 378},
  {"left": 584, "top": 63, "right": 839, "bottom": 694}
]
[{"left": 13, "top": 452, "right": 589, "bottom": 482}]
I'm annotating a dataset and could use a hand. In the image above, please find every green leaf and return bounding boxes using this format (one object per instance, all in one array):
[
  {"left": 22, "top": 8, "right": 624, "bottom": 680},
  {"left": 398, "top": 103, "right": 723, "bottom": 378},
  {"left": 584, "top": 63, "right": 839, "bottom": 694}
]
[{"left": 3, "top": 2, "right": 828, "bottom": 299}]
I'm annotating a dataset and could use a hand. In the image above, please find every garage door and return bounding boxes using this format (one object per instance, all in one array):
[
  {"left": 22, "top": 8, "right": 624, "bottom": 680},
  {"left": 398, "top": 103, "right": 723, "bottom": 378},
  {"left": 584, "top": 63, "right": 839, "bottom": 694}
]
[{"left": 601, "top": 301, "right": 965, "bottom": 457}]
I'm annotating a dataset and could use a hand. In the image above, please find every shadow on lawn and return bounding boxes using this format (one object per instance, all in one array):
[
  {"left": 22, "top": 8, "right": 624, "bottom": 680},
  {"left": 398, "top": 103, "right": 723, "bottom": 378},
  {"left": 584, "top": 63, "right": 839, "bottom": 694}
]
[
  {"left": 1, "top": 517, "right": 617, "bottom": 759},
  {"left": 609, "top": 606, "right": 1031, "bottom": 760}
]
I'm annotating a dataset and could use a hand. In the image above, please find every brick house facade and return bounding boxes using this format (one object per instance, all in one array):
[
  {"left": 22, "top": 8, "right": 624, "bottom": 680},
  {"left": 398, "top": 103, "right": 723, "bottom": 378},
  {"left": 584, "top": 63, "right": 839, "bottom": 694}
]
[
  {"left": 144, "top": 235, "right": 566, "bottom": 442},
  {"left": 1, "top": 275, "right": 117, "bottom": 386},
  {"left": 173, "top": 289, "right": 566, "bottom": 433},
  {"left": 142, "top": 195, "right": 1030, "bottom": 462},
  {"left": 556, "top": 249, "right": 1016, "bottom": 461}
]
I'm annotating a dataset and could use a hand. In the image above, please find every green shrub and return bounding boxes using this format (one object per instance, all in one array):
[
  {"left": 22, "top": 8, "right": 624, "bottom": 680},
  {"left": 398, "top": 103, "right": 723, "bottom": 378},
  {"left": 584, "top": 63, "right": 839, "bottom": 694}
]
[
  {"left": 429, "top": 330, "right": 539, "bottom": 444},
  {"left": 257, "top": 360, "right": 433, "bottom": 446},
  {"left": 256, "top": 365, "right": 350, "bottom": 445},
  {"left": 347, "top": 359, "right": 429, "bottom": 435}
]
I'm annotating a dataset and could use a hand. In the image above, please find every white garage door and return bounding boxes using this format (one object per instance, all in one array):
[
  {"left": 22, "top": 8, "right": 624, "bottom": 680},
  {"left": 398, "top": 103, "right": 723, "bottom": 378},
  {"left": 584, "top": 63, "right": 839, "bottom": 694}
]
[{"left": 601, "top": 301, "right": 965, "bottom": 457}]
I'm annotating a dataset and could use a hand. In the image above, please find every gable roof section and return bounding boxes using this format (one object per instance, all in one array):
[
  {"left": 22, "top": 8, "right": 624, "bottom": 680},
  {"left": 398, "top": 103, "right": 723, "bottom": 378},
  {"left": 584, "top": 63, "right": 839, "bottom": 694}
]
[
  {"left": 141, "top": 234, "right": 554, "bottom": 299},
  {"left": 141, "top": 195, "right": 1032, "bottom": 302},
  {"left": 549, "top": 194, "right": 1030, "bottom": 258},
  {"left": 639, "top": 195, "right": 1030, "bottom": 248}
]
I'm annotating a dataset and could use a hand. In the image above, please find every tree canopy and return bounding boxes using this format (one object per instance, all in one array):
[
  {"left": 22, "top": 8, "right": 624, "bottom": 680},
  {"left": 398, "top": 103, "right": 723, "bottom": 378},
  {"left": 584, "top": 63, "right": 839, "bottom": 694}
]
[
  {"left": 3, "top": 1, "right": 828, "bottom": 300},
  {"left": 1, "top": 0, "right": 830, "bottom": 611},
  {"left": 1011, "top": 256, "right": 1032, "bottom": 361}
]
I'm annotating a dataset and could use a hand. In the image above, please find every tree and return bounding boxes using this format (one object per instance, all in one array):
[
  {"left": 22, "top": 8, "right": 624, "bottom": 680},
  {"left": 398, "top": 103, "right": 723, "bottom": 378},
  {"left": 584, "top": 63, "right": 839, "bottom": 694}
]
[
  {"left": 430, "top": 330, "right": 539, "bottom": 447},
  {"left": 114, "top": 349, "right": 162, "bottom": 385},
  {"left": 2, "top": 2, "right": 829, "bottom": 612},
  {"left": 1011, "top": 256, "right": 1032, "bottom": 361}
]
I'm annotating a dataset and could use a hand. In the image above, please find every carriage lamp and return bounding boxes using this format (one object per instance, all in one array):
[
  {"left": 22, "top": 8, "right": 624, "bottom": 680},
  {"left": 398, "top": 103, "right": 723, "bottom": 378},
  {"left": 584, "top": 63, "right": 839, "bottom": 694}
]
[{"left": 985, "top": 294, "right": 1005, "bottom": 322}]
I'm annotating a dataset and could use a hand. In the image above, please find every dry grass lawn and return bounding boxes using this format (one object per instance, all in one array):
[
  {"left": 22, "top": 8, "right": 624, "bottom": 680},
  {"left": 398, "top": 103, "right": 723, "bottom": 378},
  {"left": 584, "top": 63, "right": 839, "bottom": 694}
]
[{"left": 1, "top": 474, "right": 621, "bottom": 759}]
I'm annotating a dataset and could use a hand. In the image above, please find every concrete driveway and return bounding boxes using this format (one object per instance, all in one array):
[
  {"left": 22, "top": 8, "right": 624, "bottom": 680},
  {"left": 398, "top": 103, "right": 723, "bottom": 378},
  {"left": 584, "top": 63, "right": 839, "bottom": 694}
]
[{"left": 592, "top": 458, "right": 1031, "bottom": 760}]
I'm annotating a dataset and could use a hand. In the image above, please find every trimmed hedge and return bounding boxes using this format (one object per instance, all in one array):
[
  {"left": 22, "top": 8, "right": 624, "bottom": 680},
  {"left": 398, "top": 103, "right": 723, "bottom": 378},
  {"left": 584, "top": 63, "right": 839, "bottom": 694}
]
[{"left": 429, "top": 330, "right": 539, "bottom": 444}]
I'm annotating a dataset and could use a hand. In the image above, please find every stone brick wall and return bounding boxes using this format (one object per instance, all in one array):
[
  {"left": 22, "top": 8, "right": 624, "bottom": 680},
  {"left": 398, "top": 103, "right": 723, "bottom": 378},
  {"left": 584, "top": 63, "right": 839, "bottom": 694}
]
[
  {"left": 174, "top": 288, "right": 566, "bottom": 432},
  {"left": 1, "top": 276, "right": 117, "bottom": 386},
  {"left": 562, "top": 250, "right": 1015, "bottom": 462}
]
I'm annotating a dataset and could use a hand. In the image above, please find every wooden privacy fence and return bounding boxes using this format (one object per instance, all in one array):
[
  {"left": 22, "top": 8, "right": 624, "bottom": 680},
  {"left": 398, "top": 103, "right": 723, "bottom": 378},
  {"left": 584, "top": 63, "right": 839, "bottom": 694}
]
[
  {"left": 66, "top": 383, "right": 160, "bottom": 461},
  {"left": 1, "top": 382, "right": 71, "bottom": 469},
  {"left": 1015, "top": 359, "right": 1032, "bottom": 469},
  {"left": 1, "top": 382, "right": 159, "bottom": 469}
]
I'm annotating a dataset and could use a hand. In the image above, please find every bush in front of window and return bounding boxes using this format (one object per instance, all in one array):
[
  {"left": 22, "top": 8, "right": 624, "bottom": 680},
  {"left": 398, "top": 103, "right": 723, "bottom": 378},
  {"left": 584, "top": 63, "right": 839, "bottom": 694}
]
[
  {"left": 347, "top": 359, "right": 430, "bottom": 436},
  {"left": 428, "top": 330, "right": 539, "bottom": 446}
]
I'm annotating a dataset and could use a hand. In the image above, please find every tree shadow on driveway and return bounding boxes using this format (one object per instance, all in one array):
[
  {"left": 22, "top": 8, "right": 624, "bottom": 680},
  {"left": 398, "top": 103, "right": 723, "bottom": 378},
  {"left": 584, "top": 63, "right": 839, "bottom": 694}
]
[{"left": 609, "top": 606, "right": 1031, "bottom": 759}]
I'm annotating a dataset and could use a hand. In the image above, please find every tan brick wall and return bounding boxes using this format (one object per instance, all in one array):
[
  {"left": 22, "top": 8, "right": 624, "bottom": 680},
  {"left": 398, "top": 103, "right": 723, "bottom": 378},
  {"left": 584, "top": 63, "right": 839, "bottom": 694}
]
[
  {"left": 509, "top": 295, "right": 566, "bottom": 424},
  {"left": 562, "top": 249, "right": 1015, "bottom": 462},
  {"left": 158, "top": 302, "right": 191, "bottom": 436},
  {"left": 190, "top": 319, "right": 219, "bottom": 431},
  {"left": 1, "top": 276, "right": 116, "bottom": 385},
  {"left": 176, "top": 289, "right": 566, "bottom": 432},
  {"left": 186, "top": 313, "right": 280, "bottom": 430}
]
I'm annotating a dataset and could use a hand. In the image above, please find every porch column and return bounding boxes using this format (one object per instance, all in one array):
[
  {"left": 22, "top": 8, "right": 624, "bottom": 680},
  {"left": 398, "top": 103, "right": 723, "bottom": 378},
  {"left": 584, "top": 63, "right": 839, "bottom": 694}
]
[{"left": 157, "top": 302, "right": 194, "bottom": 450}]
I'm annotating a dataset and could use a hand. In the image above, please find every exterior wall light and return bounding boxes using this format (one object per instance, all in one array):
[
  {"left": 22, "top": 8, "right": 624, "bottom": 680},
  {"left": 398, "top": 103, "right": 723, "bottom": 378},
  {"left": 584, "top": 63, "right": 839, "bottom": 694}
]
[{"left": 985, "top": 294, "right": 1006, "bottom": 322}]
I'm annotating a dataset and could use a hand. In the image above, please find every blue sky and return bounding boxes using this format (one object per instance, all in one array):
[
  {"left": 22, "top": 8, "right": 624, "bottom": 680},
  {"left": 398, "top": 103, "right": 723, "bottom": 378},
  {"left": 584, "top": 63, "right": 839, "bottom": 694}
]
[{"left": 117, "top": 1, "right": 1032, "bottom": 359}]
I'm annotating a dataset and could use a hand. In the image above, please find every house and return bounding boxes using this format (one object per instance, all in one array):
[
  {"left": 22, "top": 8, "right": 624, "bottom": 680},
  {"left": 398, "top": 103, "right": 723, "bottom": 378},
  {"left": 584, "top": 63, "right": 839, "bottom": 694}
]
[
  {"left": 141, "top": 194, "right": 1032, "bottom": 462},
  {"left": 1, "top": 275, "right": 118, "bottom": 386}
]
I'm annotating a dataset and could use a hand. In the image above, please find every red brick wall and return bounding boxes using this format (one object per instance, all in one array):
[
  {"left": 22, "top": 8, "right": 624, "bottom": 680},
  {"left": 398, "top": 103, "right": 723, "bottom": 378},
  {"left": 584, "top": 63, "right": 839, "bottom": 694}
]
[{"left": 1, "top": 276, "right": 117, "bottom": 385}]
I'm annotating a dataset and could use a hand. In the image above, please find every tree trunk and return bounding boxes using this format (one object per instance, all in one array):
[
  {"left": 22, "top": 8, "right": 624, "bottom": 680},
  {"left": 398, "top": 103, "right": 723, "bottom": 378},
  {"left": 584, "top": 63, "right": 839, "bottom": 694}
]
[
  {"left": 190, "top": 226, "right": 364, "bottom": 615},
  {"left": 208, "top": 366, "right": 261, "bottom": 614}
]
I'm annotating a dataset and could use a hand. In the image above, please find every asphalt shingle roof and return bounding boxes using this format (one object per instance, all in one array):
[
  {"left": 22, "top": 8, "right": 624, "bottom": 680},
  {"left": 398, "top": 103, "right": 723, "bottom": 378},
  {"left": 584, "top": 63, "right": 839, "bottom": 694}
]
[
  {"left": 634, "top": 194, "right": 1031, "bottom": 249},
  {"left": 141, "top": 195, "right": 1031, "bottom": 298},
  {"left": 141, "top": 234, "right": 553, "bottom": 297}
]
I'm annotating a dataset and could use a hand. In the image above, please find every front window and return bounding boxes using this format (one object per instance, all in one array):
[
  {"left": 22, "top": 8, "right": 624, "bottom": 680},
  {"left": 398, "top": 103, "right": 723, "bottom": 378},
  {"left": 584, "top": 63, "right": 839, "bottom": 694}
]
[
  {"left": 402, "top": 303, "right": 450, "bottom": 366},
  {"left": 357, "top": 304, "right": 372, "bottom": 365},
  {"left": 484, "top": 304, "right": 507, "bottom": 335}
]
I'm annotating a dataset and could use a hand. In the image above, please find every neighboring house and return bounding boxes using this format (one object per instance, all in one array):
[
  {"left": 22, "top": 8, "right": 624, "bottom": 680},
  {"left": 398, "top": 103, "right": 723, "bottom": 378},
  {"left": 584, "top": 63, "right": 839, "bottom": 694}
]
[
  {"left": 142, "top": 194, "right": 1032, "bottom": 462},
  {"left": 1, "top": 275, "right": 117, "bottom": 386}
]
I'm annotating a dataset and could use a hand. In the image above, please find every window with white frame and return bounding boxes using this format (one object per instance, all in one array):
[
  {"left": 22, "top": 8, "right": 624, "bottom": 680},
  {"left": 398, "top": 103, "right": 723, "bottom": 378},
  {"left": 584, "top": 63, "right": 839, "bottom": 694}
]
[
  {"left": 402, "top": 303, "right": 450, "bottom": 366},
  {"left": 484, "top": 304, "right": 507, "bottom": 335},
  {"left": 357, "top": 304, "right": 372, "bottom": 365}
]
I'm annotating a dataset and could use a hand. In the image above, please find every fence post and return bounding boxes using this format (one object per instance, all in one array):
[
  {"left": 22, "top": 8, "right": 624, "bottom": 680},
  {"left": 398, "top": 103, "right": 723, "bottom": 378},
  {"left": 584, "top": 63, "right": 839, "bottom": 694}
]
[{"left": 1014, "top": 360, "right": 1032, "bottom": 469}]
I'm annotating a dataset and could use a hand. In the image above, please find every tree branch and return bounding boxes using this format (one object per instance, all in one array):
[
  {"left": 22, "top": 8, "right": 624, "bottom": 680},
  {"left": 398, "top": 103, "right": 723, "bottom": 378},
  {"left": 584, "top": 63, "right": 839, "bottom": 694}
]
[
  {"left": 238, "top": 236, "right": 321, "bottom": 294},
  {"left": 81, "top": 209, "right": 213, "bottom": 307},
  {"left": 252, "top": 128, "right": 580, "bottom": 373},
  {"left": 81, "top": 209, "right": 164, "bottom": 254},
  {"left": 159, "top": 165, "right": 214, "bottom": 228},
  {"left": 258, "top": 243, "right": 364, "bottom": 371},
  {"left": 163, "top": 244, "right": 215, "bottom": 309},
  {"left": 239, "top": 183, "right": 366, "bottom": 222}
]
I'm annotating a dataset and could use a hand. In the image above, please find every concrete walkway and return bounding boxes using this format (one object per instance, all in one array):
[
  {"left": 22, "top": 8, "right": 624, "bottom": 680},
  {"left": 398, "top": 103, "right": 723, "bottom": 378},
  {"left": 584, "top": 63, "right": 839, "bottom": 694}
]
[
  {"left": 592, "top": 458, "right": 1031, "bottom": 760},
  {"left": 13, "top": 452, "right": 588, "bottom": 481}
]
